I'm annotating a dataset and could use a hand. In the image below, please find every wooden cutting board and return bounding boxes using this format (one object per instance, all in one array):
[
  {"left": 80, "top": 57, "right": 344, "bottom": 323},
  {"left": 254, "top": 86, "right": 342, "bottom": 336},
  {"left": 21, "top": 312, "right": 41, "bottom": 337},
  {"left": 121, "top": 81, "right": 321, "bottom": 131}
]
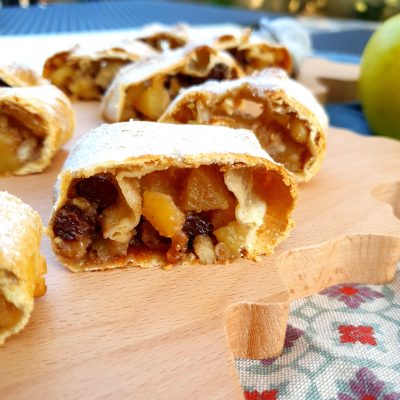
[{"left": 1, "top": 100, "right": 400, "bottom": 399}]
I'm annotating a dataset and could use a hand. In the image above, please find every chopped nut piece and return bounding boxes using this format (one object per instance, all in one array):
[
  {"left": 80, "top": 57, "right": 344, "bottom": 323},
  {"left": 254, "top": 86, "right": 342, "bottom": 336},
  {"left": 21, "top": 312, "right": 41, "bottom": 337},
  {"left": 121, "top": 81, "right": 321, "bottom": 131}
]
[
  {"left": 193, "top": 235, "right": 216, "bottom": 264},
  {"left": 215, "top": 242, "right": 229, "bottom": 262}
]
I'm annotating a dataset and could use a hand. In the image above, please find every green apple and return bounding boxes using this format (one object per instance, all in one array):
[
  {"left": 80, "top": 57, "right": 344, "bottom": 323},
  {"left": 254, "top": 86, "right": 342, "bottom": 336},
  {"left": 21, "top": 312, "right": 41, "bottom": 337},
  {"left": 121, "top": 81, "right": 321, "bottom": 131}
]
[{"left": 359, "top": 14, "right": 400, "bottom": 139}]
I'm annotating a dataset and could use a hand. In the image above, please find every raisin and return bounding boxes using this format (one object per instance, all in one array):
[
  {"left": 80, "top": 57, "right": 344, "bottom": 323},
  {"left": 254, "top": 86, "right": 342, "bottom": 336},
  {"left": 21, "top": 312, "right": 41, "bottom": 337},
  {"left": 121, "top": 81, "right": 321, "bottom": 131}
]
[
  {"left": 53, "top": 204, "right": 95, "bottom": 241},
  {"left": 229, "top": 49, "right": 248, "bottom": 67},
  {"left": 164, "top": 76, "right": 172, "bottom": 90},
  {"left": 74, "top": 174, "right": 118, "bottom": 210},
  {"left": 0, "top": 79, "right": 10, "bottom": 87},
  {"left": 182, "top": 213, "right": 214, "bottom": 245},
  {"left": 174, "top": 63, "right": 231, "bottom": 89},
  {"left": 207, "top": 63, "right": 230, "bottom": 80}
]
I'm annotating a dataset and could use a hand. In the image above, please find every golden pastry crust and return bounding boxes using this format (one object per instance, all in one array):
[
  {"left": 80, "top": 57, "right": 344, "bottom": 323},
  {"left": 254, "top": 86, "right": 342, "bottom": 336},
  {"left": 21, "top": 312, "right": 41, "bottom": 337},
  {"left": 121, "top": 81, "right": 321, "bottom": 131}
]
[
  {"left": 134, "top": 23, "right": 189, "bottom": 51},
  {"left": 0, "top": 191, "right": 46, "bottom": 345},
  {"left": 0, "top": 63, "right": 48, "bottom": 87},
  {"left": 160, "top": 68, "right": 328, "bottom": 182},
  {"left": 0, "top": 85, "right": 75, "bottom": 176},
  {"left": 43, "top": 40, "right": 156, "bottom": 100},
  {"left": 48, "top": 121, "right": 297, "bottom": 272},
  {"left": 101, "top": 44, "right": 244, "bottom": 122}
]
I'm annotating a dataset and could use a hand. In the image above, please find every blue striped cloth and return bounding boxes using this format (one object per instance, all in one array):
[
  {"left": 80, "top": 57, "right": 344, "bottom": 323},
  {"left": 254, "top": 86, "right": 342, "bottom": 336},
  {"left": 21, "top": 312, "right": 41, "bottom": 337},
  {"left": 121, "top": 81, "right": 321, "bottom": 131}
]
[{"left": 0, "top": 0, "right": 374, "bottom": 135}]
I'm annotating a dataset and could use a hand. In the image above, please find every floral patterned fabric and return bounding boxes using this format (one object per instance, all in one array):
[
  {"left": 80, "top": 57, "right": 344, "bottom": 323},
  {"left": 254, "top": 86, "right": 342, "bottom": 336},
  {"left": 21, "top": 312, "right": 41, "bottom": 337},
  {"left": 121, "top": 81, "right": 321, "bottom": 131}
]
[{"left": 236, "top": 264, "right": 400, "bottom": 399}]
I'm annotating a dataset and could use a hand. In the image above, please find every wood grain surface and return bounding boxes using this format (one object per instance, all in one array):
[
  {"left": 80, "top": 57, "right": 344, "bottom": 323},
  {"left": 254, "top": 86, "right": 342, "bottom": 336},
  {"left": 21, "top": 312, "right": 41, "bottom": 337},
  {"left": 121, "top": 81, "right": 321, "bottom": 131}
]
[{"left": 1, "top": 97, "right": 400, "bottom": 399}]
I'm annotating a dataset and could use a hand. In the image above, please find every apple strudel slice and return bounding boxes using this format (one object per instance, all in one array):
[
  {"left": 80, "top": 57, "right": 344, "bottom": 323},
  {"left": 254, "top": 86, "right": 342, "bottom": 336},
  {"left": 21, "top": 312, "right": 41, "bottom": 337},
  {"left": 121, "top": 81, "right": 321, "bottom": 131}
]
[
  {"left": 43, "top": 40, "right": 156, "bottom": 100},
  {"left": 0, "top": 85, "right": 75, "bottom": 175},
  {"left": 0, "top": 63, "right": 48, "bottom": 87},
  {"left": 213, "top": 30, "right": 292, "bottom": 75},
  {"left": 101, "top": 44, "right": 244, "bottom": 122},
  {"left": 0, "top": 191, "right": 46, "bottom": 345},
  {"left": 160, "top": 68, "right": 328, "bottom": 182},
  {"left": 134, "top": 23, "right": 189, "bottom": 51},
  {"left": 48, "top": 121, "right": 296, "bottom": 272}
]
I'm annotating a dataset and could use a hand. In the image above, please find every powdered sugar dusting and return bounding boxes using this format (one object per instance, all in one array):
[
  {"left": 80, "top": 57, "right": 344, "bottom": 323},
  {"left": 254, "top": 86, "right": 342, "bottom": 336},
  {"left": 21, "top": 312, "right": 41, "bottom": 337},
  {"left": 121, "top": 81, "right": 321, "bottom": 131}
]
[
  {"left": 63, "top": 121, "right": 274, "bottom": 174},
  {"left": 70, "top": 39, "right": 156, "bottom": 61}
]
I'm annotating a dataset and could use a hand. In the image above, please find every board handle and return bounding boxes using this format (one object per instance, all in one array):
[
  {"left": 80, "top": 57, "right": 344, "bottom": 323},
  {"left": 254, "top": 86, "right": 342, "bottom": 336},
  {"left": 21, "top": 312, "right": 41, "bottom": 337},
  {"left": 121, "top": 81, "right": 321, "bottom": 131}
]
[
  {"left": 225, "top": 233, "right": 400, "bottom": 361},
  {"left": 224, "top": 301, "right": 289, "bottom": 359}
]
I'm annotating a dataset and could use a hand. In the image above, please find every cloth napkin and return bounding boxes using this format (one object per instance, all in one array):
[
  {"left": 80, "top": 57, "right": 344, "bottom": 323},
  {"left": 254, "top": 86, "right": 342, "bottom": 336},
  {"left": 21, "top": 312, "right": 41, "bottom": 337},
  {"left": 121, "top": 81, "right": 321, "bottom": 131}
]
[{"left": 236, "top": 264, "right": 400, "bottom": 399}]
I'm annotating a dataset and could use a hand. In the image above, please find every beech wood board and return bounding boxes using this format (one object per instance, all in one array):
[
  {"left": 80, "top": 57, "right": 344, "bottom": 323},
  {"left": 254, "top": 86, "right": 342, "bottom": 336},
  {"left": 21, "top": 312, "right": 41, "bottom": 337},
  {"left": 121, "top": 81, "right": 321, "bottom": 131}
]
[
  {"left": 0, "top": 52, "right": 400, "bottom": 397},
  {"left": 0, "top": 101, "right": 399, "bottom": 399}
]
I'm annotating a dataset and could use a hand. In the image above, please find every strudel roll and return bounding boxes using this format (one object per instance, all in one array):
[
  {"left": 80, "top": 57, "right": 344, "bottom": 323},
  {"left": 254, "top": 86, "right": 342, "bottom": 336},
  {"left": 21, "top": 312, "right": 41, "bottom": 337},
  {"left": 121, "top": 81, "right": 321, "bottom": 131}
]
[
  {"left": 0, "top": 63, "right": 47, "bottom": 87},
  {"left": 134, "top": 23, "right": 189, "bottom": 51},
  {"left": 160, "top": 68, "right": 327, "bottom": 182},
  {"left": 0, "top": 85, "right": 75, "bottom": 175},
  {"left": 43, "top": 40, "right": 156, "bottom": 100},
  {"left": 0, "top": 192, "right": 46, "bottom": 345},
  {"left": 48, "top": 121, "right": 296, "bottom": 272},
  {"left": 101, "top": 44, "right": 243, "bottom": 122},
  {"left": 213, "top": 30, "right": 292, "bottom": 75}
]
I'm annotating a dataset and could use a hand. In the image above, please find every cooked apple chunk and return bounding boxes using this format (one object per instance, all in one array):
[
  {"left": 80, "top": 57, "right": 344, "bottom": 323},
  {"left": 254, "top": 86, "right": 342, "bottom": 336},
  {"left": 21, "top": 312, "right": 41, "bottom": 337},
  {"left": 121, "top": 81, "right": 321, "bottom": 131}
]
[
  {"left": 180, "top": 165, "right": 234, "bottom": 212},
  {"left": 49, "top": 121, "right": 296, "bottom": 272},
  {"left": 142, "top": 191, "right": 185, "bottom": 238}
]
